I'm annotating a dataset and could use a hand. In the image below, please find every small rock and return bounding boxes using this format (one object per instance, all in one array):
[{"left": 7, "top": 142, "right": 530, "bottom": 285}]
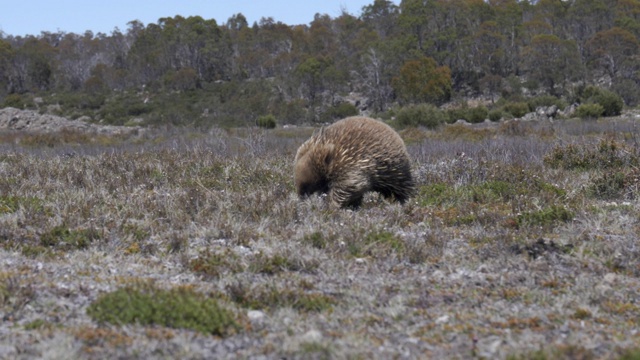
[
  {"left": 435, "top": 315, "right": 449, "bottom": 324},
  {"left": 300, "top": 329, "right": 323, "bottom": 343},
  {"left": 603, "top": 273, "right": 617, "bottom": 284},
  {"left": 247, "top": 310, "right": 265, "bottom": 321}
]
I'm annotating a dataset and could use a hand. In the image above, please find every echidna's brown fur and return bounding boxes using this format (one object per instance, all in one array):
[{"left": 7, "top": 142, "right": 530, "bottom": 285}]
[{"left": 294, "top": 116, "right": 414, "bottom": 208}]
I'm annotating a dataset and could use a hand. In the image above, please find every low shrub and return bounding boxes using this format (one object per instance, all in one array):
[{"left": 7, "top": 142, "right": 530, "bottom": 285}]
[
  {"left": 321, "top": 102, "right": 358, "bottom": 122},
  {"left": 40, "top": 225, "right": 100, "bottom": 250},
  {"left": 87, "top": 284, "right": 238, "bottom": 336},
  {"left": 2, "top": 93, "right": 34, "bottom": 109},
  {"left": 488, "top": 109, "right": 504, "bottom": 122},
  {"left": 446, "top": 105, "right": 488, "bottom": 124},
  {"left": 544, "top": 139, "right": 639, "bottom": 170},
  {"left": 256, "top": 114, "right": 277, "bottom": 129},
  {"left": 588, "top": 171, "right": 627, "bottom": 199},
  {"left": 189, "top": 249, "right": 242, "bottom": 279},
  {"left": 516, "top": 205, "right": 573, "bottom": 228},
  {"left": 588, "top": 168, "right": 640, "bottom": 200},
  {"left": 612, "top": 78, "right": 640, "bottom": 107},
  {"left": 579, "top": 86, "right": 623, "bottom": 117},
  {"left": 501, "top": 101, "right": 530, "bottom": 118},
  {"left": 576, "top": 103, "right": 604, "bottom": 119},
  {"left": 395, "top": 103, "right": 446, "bottom": 129}
]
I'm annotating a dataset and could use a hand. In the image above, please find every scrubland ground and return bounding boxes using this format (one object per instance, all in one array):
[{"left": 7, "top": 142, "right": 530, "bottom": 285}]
[{"left": 1, "top": 116, "right": 640, "bottom": 360}]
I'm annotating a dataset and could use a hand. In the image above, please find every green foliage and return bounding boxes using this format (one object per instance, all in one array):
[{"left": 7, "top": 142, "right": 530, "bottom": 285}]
[
  {"left": 345, "top": 230, "right": 405, "bottom": 258},
  {"left": 579, "top": 86, "right": 624, "bottom": 117},
  {"left": 248, "top": 252, "right": 318, "bottom": 275},
  {"left": 588, "top": 171, "right": 627, "bottom": 199},
  {"left": 612, "top": 79, "right": 640, "bottom": 107},
  {"left": 0, "top": 273, "right": 36, "bottom": 314},
  {"left": 419, "top": 178, "right": 565, "bottom": 209},
  {"left": 2, "top": 94, "right": 33, "bottom": 109},
  {"left": 189, "top": 249, "right": 242, "bottom": 279},
  {"left": 256, "top": 114, "right": 277, "bottom": 129},
  {"left": 0, "top": 195, "right": 44, "bottom": 214},
  {"left": 394, "top": 103, "right": 446, "bottom": 129},
  {"left": 522, "top": 35, "right": 582, "bottom": 95},
  {"left": 164, "top": 68, "right": 200, "bottom": 91},
  {"left": 588, "top": 168, "right": 639, "bottom": 200},
  {"left": 488, "top": 109, "right": 504, "bottom": 122},
  {"left": 40, "top": 225, "right": 100, "bottom": 250},
  {"left": 516, "top": 205, "right": 573, "bottom": 228},
  {"left": 501, "top": 101, "right": 530, "bottom": 118},
  {"left": 24, "top": 319, "right": 53, "bottom": 330},
  {"left": 393, "top": 57, "right": 452, "bottom": 105},
  {"left": 295, "top": 56, "right": 339, "bottom": 103},
  {"left": 0, "top": 4, "right": 637, "bottom": 128},
  {"left": 304, "top": 232, "right": 327, "bottom": 249},
  {"left": 527, "top": 95, "right": 566, "bottom": 112},
  {"left": 99, "top": 93, "right": 152, "bottom": 125},
  {"left": 86, "top": 284, "right": 238, "bottom": 336},
  {"left": 320, "top": 102, "right": 358, "bottom": 122},
  {"left": 417, "top": 183, "right": 452, "bottom": 206},
  {"left": 446, "top": 105, "right": 489, "bottom": 124},
  {"left": 576, "top": 103, "right": 604, "bottom": 119},
  {"left": 467, "top": 106, "right": 489, "bottom": 123},
  {"left": 50, "top": 92, "right": 106, "bottom": 112},
  {"left": 619, "top": 349, "right": 640, "bottom": 360}
]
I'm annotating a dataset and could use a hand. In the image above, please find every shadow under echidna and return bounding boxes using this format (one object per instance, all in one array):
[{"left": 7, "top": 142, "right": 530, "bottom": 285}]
[{"left": 294, "top": 116, "right": 415, "bottom": 209}]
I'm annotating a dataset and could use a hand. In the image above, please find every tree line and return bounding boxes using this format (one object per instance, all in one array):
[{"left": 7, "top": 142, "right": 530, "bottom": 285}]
[{"left": 1, "top": 0, "right": 639, "bottom": 127}]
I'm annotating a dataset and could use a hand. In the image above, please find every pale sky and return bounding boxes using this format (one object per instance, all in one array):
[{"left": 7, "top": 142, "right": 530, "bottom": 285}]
[{"left": 0, "top": 0, "right": 391, "bottom": 37}]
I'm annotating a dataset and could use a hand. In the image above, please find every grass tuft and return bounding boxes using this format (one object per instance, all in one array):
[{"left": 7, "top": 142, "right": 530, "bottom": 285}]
[{"left": 86, "top": 283, "right": 239, "bottom": 336}]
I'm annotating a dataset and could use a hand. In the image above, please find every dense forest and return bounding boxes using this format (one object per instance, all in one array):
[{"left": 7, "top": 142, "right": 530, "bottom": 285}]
[{"left": 1, "top": 0, "right": 639, "bottom": 127}]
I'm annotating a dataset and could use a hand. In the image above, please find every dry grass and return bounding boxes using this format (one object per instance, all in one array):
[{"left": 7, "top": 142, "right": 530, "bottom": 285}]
[{"left": 1, "top": 116, "right": 640, "bottom": 359}]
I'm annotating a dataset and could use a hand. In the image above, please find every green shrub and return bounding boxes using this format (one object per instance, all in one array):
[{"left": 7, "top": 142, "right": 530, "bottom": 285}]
[
  {"left": 2, "top": 94, "right": 33, "bottom": 109},
  {"left": 248, "top": 252, "right": 313, "bottom": 275},
  {"left": 501, "top": 102, "right": 530, "bottom": 118},
  {"left": 189, "top": 249, "right": 242, "bottom": 279},
  {"left": 516, "top": 205, "right": 573, "bottom": 228},
  {"left": 256, "top": 114, "right": 277, "bottom": 129},
  {"left": 576, "top": 103, "right": 604, "bottom": 119},
  {"left": 99, "top": 94, "right": 152, "bottom": 125},
  {"left": 588, "top": 168, "right": 639, "bottom": 200},
  {"left": 395, "top": 103, "right": 446, "bottom": 129},
  {"left": 467, "top": 106, "right": 488, "bottom": 123},
  {"left": 446, "top": 105, "right": 489, "bottom": 123},
  {"left": 446, "top": 107, "right": 470, "bottom": 123},
  {"left": 580, "top": 86, "right": 623, "bottom": 117},
  {"left": 304, "top": 232, "right": 327, "bottom": 249},
  {"left": 612, "top": 79, "right": 640, "bottom": 107},
  {"left": 40, "top": 225, "right": 100, "bottom": 250},
  {"left": 488, "top": 109, "right": 504, "bottom": 122},
  {"left": 51, "top": 92, "right": 105, "bottom": 111},
  {"left": 87, "top": 284, "right": 238, "bottom": 336},
  {"left": 321, "top": 102, "right": 358, "bottom": 122},
  {"left": 588, "top": 171, "right": 627, "bottom": 199}
]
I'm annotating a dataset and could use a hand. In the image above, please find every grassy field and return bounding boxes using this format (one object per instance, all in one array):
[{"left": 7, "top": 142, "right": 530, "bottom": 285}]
[{"left": 1, "top": 116, "right": 640, "bottom": 359}]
